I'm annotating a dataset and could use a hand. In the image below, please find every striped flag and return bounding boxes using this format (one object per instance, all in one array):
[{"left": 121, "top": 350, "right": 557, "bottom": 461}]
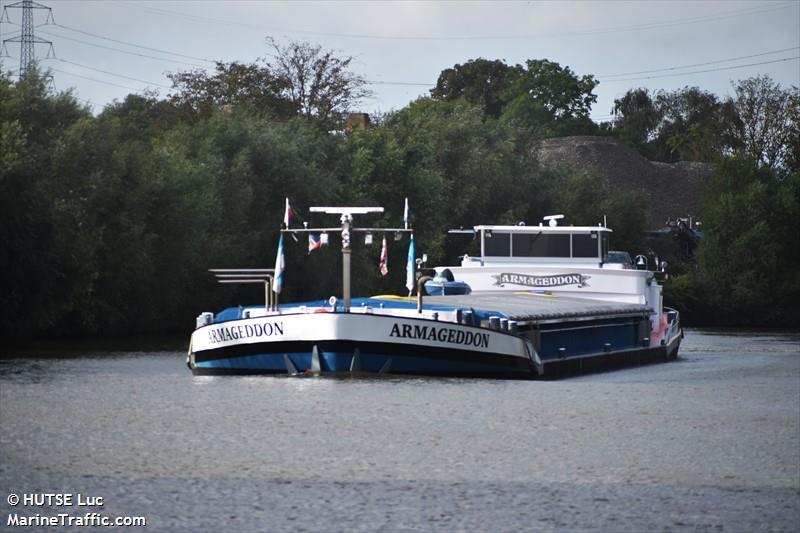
[
  {"left": 405, "top": 233, "right": 415, "bottom": 295},
  {"left": 308, "top": 234, "right": 324, "bottom": 254},
  {"left": 380, "top": 236, "right": 389, "bottom": 276}
]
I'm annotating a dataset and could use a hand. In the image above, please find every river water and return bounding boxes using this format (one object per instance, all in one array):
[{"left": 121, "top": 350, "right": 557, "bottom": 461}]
[{"left": 1, "top": 329, "right": 798, "bottom": 532}]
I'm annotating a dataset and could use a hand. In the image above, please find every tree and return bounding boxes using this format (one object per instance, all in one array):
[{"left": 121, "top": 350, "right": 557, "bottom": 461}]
[
  {"left": 694, "top": 158, "right": 800, "bottom": 326},
  {"left": 430, "top": 58, "right": 521, "bottom": 118},
  {"left": 266, "top": 37, "right": 371, "bottom": 128},
  {"left": 730, "top": 75, "right": 799, "bottom": 173},
  {"left": 611, "top": 88, "right": 661, "bottom": 155},
  {"left": 345, "top": 97, "right": 556, "bottom": 274},
  {"left": 501, "top": 59, "right": 599, "bottom": 137},
  {"left": 167, "top": 61, "right": 294, "bottom": 119},
  {"left": 653, "top": 86, "right": 737, "bottom": 162},
  {"left": 0, "top": 68, "right": 94, "bottom": 336},
  {"left": 555, "top": 172, "right": 648, "bottom": 254},
  {"left": 612, "top": 86, "right": 737, "bottom": 163}
]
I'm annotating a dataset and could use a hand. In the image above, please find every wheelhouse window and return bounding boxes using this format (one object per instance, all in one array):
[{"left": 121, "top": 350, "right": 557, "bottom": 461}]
[
  {"left": 572, "top": 232, "right": 600, "bottom": 258},
  {"left": 481, "top": 230, "right": 605, "bottom": 259},
  {"left": 483, "top": 231, "right": 511, "bottom": 256},
  {"left": 512, "top": 233, "right": 570, "bottom": 257}
]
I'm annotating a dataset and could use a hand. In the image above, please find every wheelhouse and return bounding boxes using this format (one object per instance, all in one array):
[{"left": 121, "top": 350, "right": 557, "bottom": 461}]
[{"left": 471, "top": 224, "right": 613, "bottom": 266}]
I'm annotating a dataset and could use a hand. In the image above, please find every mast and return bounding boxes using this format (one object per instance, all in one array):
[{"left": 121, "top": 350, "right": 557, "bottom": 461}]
[{"left": 282, "top": 206, "right": 412, "bottom": 312}]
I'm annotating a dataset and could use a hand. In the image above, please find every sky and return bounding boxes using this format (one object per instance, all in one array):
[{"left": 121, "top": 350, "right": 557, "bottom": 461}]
[{"left": 1, "top": 0, "right": 798, "bottom": 121}]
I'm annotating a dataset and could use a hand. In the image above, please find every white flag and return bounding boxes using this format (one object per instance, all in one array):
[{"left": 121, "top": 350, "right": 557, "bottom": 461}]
[{"left": 283, "top": 197, "right": 292, "bottom": 227}]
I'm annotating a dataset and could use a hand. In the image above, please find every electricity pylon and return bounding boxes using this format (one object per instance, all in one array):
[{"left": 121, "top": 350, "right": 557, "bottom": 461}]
[{"left": 1, "top": 0, "right": 55, "bottom": 75}]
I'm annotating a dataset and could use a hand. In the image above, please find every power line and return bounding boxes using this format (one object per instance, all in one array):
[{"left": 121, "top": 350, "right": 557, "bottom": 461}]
[
  {"left": 599, "top": 56, "right": 800, "bottom": 83},
  {"left": 47, "top": 57, "right": 171, "bottom": 89},
  {"left": 598, "top": 47, "right": 800, "bottom": 78},
  {"left": 50, "top": 23, "right": 215, "bottom": 64},
  {"left": 367, "top": 79, "right": 431, "bottom": 87},
  {"left": 48, "top": 66, "right": 142, "bottom": 91},
  {"left": 117, "top": 0, "right": 795, "bottom": 41},
  {"left": 35, "top": 28, "right": 212, "bottom": 68},
  {"left": 366, "top": 52, "right": 800, "bottom": 89}
]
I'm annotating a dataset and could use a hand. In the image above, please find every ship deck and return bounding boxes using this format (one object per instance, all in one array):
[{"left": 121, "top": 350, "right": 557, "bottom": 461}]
[
  {"left": 215, "top": 292, "right": 652, "bottom": 326},
  {"left": 419, "top": 292, "right": 651, "bottom": 325}
]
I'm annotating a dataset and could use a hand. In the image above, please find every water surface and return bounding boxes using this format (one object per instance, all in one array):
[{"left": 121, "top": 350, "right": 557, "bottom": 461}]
[{"left": 1, "top": 330, "right": 798, "bottom": 531}]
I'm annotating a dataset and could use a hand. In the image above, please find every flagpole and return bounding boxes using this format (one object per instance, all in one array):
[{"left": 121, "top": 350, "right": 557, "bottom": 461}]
[
  {"left": 341, "top": 215, "right": 352, "bottom": 312},
  {"left": 284, "top": 206, "right": 411, "bottom": 313}
]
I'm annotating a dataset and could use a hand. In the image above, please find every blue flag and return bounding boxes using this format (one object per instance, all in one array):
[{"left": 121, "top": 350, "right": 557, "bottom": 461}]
[
  {"left": 405, "top": 233, "right": 415, "bottom": 295},
  {"left": 273, "top": 234, "right": 284, "bottom": 294}
]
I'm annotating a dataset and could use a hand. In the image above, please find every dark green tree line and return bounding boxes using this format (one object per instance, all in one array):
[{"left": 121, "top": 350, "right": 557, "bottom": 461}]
[{"left": 2, "top": 50, "right": 798, "bottom": 338}]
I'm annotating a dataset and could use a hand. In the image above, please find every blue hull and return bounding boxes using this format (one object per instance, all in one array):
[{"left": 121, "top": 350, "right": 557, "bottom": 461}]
[{"left": 193, "top": 349, "right": 535, "bottom": 379}]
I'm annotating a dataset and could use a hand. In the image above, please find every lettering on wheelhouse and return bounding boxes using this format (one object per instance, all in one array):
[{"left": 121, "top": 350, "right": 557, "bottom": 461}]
[
  {"left": 493, "top": 272, "right": 590, "bottom": 288},
  {"left": 207, "top": 322, "right": 284, "bottom": 344},
  {"left": 389, "top": 323, "right": 490, "bottom": 349}
]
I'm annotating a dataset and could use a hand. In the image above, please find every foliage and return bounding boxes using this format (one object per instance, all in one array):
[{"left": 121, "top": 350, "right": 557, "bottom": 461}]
[
  {"left": 501, "top": 59, "right": 599, "bottom": 138},
  {"left": 555, "top": 172, "right": 648, "bottom": 254},
  {"left": 430, "top": 58, "right": 521, "bottom": 118},
  {"left": 2, "top": 59, "right": 798, "bottom": 337},
  {"left": 431, "top": 57, "right": 599, "bottom": 138},
  {"left": 730, "top": 75, "right": 799, "bottom": 173},
  {"left": 611, "top": 78, "right": 800, "bottom": 173},
  {"left": 167, "top": 61, "right": 294, "bottom": 120},
  {"left": 611, "top": 88, "right": 660, "bottom": 155},
  {"left": 612, "top": 86, "right": 736, "bottom": 162},
  {"left": 0, "top": 69, "right": 92, "bottom": 336},
  {"left": 266, "top": 37, "right": 372, "bottom": 128},
  {"left": 167, "top": 38, "right": 370, "bottom": 128},
  {"left": 692, "top": 159, "right": 800, "bottom": 326}
]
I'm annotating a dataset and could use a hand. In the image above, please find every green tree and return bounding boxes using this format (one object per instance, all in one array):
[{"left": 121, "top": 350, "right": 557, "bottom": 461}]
[
  {"left": 611, "top": 88, "right": 661, "bottom": 156},
  {"left": 0, "top": 69, "right": 93, "bottom": 336},
  {"left": 555, "top": 172, "right": 648, "bottom": 254},
  {"left": 345, "top": 98, "right": 555, "bottom": 276},
  {"left": 430, "top": 58, "right": 521, "bottom": 118},
  {"left": 167, "top": 61, "right": 294, "bottom": 119},
  {"left": 653, "top": 86, "right": 737, "bottom": 162},
  {"left": 501, "top": 59, "right": 599, "bottom": 138},
  {"left": 730, "top": 75, "right": 799, "bottom": 173},
  {"left": 611, "top": 86, "right": 739, "bottom": 163},
  {"left": 695, "top": 158, "right": 800, "bottom": 326}
]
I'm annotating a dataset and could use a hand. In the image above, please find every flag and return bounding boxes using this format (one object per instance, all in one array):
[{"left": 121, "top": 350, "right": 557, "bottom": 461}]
[
  {"left": 273, "top": 198, "right": 291, "bottom": 294},
  {"left": 403, "top": 197, "right": 410, "bottom": 229},
  {"left": 283, "top": 197, "right": 292, "bottom": 228},
  {"left": 273, "top": 234, "right": 284, "bottom": 294},
  {"left": 380, "top": 236, "right": 389, "bottom": 276},
  {"left": 308, "top": 233, "right": 324, "bottom": 254},
  {"left": 405, "top": 233, "right": 415, "bottom": 294}
]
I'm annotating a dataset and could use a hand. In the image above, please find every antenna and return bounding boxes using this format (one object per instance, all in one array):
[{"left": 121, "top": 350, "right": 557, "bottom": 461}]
[
  {"left": 2, "top": 0, "right": 55, "bottom": 75},
  {"left": 543, "top": 214, "right": 565, "bottom": 227}
]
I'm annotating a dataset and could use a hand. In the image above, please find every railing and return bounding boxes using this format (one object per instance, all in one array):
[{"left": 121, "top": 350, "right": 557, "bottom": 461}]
[{"left": 209, "top": 269, "right": 275, "bottom": 310}]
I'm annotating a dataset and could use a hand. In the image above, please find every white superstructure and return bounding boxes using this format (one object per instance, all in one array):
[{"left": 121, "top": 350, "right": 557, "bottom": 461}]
[{"left": 438, "top": 218, "right": 665, "bottom": 330}]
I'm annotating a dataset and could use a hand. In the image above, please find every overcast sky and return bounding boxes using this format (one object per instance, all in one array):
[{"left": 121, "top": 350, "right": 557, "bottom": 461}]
[{"left": 1, "top": 0, "right": 798, "bottom": 120}]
